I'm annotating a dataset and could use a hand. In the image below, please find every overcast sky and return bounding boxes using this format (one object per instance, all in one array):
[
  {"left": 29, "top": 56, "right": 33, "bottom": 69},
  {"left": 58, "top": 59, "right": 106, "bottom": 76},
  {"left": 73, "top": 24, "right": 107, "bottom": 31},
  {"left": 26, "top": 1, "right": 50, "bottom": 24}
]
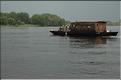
[{"left": 1, "top": 1, "right": 120, "bottom": 21}]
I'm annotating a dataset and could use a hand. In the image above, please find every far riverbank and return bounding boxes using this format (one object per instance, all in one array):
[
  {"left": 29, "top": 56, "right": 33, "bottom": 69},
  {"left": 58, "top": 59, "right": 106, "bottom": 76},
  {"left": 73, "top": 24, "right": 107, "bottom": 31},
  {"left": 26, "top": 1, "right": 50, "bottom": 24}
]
[{"left": 1, "top": 24, "right": 120, "bottom": 28}]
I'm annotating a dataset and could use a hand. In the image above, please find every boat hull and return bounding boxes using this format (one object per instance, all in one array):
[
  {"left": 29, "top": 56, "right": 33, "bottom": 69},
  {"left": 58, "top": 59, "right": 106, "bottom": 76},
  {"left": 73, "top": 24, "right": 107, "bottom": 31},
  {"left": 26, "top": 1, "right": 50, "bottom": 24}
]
[
  {"left": 50, "top": 31, "right": 65, "bottom": 36},
  {"left": 67, "top": 31, "right": 118, "bottom": 36},
  {"left": 50, "top": 31, "right": 118, "bottom": 36}
]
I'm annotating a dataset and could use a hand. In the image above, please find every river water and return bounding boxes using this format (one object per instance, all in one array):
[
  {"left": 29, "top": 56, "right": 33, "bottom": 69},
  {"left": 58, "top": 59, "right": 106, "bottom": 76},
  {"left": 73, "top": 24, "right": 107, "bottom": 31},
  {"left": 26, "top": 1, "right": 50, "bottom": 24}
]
[{"left": 1, "top": 26, "right": 120, "bottom": 79}]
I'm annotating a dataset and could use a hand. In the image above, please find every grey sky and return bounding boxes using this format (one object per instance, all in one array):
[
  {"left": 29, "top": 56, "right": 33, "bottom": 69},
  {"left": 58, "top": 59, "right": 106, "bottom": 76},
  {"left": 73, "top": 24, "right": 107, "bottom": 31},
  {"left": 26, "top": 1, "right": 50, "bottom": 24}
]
[{"left": 1, "top": 1, "right": 120, "bottom": 21}]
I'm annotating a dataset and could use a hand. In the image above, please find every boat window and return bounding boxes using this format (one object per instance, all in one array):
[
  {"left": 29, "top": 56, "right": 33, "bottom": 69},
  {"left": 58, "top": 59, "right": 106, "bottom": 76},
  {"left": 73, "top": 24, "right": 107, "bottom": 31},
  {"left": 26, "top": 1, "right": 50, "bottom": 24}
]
[{"left": 88, "top": 26, "right": 91, "bottom": 28}]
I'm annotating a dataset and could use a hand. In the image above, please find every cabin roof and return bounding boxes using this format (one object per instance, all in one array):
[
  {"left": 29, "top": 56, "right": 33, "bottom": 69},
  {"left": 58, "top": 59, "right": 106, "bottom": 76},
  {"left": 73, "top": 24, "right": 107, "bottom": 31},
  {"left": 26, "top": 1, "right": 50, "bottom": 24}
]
[
  {"left": 96, "top": 21, "right": 107, "bottom": 23},
  {"left": 71, "top": 21, "right": 107, "bottom": 24}
]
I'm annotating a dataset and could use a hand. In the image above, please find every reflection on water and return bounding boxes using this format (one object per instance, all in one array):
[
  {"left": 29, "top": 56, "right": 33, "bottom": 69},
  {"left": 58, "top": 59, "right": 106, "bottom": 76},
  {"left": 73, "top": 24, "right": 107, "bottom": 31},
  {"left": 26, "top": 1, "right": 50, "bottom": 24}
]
[
  {"left": 95, "top": 36, "right": 106, "bottom": 44},
  {"left": 66, "top": 36, "right": 119, "bottom": 79},
  {"left": 69, "top": 36, "right": 108, "bottom": 48}
]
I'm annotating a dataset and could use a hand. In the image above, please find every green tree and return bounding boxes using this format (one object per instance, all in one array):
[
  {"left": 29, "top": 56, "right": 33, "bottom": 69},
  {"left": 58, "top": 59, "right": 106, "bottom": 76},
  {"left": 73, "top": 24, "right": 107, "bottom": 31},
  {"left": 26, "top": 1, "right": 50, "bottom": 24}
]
[
  {"left": 8, "top": 18, "right": 16, "bottom": 25},
  {"left": 17, "top": 12, "right": 30, "bottom": 24},
  {"left": 17, "top": 20, "right": 25, "bottom": 25},
  {"left": 31, "top": 13, "right": 67, "bottom": 26},
  {"left": 8, "top": 12, "right": 17, "bottom": 21},
  {"left": 0, "top": 16, "right": 8, "bottom": 25},
  {"left": 31, "top": 14, "right": 41, "bottom": 25},
  {"left": 0, "top": 12, "right": 69, "bottom": 26}
]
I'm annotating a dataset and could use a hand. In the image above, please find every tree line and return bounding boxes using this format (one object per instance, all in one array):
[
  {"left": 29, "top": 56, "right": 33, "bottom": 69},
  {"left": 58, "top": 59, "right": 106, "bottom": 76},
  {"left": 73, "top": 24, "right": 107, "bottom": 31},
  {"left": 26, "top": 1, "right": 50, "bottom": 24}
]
[
  {"left": 0, "top": 12, "right": 69, "bottom": 26},
  {"left": 0, "top": 12, "right": 120, "bottom": 26},
  {"left": 107, "top": 20, "right": 120, "bottom": 26}
]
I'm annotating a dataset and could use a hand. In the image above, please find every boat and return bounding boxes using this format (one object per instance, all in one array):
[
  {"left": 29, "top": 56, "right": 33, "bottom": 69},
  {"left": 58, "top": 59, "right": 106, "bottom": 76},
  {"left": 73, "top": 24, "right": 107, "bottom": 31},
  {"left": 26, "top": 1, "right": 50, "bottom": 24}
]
[{"left": 50, "top": 21, "right": 118, "bottom": 36}]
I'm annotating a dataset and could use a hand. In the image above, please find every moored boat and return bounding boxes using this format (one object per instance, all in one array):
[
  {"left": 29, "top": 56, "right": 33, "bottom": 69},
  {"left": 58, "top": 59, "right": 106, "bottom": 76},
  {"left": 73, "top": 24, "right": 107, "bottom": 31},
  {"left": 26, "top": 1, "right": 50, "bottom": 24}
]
[{"left": 50, "top": 21, "right": 118, "bottom": 36}]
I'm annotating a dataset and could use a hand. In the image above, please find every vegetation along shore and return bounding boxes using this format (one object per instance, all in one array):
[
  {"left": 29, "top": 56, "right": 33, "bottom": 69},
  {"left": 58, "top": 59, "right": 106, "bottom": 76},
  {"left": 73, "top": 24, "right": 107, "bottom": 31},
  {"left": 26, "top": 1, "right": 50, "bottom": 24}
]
[{"left": 0, "top": 12, "right": 120, "bottom": 27}]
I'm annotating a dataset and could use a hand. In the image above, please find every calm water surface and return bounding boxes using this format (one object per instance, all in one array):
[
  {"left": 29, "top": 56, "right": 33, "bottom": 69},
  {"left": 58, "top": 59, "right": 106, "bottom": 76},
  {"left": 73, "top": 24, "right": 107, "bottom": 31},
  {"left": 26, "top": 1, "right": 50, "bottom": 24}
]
[{"left": 1, "top": 26, "right": 120, "bottom": 79}]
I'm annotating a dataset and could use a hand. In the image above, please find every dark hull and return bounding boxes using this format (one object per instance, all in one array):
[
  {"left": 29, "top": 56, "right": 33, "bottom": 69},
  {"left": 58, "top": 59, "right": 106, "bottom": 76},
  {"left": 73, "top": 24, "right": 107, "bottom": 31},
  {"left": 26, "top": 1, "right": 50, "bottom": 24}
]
[
  {"left": 67, "top": 31, "right": 118, "bottom": 36},
  {"left": 50, "top": 31, "right": 118, "bottom": 36},
  {"left": 96, "top": 32, "right": 118, "bottom": 36},
  {"left": 50, "top": 31, "right": 65, "bottom": 36}
]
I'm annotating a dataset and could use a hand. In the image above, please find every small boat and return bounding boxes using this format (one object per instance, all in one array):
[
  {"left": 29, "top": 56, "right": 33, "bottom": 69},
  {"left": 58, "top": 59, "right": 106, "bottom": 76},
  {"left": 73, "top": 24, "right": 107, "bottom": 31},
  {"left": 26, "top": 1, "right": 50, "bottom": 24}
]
[{"left": 50, "top": 21, "right": 118, "bottom": 36}]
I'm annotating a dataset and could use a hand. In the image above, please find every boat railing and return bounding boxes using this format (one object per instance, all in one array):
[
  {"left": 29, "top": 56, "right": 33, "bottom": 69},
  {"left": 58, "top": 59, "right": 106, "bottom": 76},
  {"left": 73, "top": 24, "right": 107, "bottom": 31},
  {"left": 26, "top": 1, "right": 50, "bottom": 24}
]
[{"left": 58, "top": 24, "right": 70, "bottom": 32}]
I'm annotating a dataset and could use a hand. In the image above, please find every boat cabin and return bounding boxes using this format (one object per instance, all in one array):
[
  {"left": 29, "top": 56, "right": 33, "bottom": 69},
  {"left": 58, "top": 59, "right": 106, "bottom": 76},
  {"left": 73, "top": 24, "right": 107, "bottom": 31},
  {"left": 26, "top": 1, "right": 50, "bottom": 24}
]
[
  {"left": 69, "top": 21, "right": 107, "bottom": 32},
  {"left": 50, "top": 21, "right": 118, "bottom": 36}
]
